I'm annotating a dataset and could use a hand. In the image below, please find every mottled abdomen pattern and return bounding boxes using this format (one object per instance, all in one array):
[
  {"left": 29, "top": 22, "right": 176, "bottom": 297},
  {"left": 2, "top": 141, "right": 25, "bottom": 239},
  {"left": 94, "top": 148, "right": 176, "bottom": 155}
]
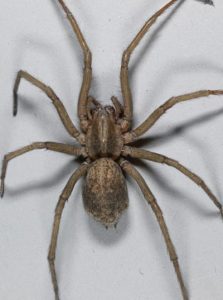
[{"left": 83, "top": 158, "right": 128, "bottom": 226}]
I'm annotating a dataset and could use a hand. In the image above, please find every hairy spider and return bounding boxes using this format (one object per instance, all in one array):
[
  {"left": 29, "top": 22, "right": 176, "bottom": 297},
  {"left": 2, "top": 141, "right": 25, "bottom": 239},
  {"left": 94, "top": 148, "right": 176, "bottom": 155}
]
[{"left": 1, "top": 0, "right": 223, "bottom": 299}]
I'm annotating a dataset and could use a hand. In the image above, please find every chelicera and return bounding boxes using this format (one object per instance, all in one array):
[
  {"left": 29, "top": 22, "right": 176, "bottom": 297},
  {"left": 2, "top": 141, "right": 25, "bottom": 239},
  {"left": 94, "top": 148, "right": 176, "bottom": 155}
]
[{"left": 1, "top": 0, "right": 223, "bottom": 299}]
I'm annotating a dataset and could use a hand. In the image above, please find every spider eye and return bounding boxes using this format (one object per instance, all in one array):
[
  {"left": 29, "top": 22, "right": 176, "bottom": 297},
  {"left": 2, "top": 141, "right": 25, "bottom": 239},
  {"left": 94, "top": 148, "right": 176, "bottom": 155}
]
[
  {"left": 90, "top": 107, "right": 96, "bottom": 114},
  {"left": 105, "top": 106, "right": 115, "bottom": 115}
]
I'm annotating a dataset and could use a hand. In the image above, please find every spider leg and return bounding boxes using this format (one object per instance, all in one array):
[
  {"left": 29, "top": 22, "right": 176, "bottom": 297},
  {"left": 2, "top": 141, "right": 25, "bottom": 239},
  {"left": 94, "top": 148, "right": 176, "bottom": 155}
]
[
  {"left": 124, "top": 89, "right": 223, "bottom": 143},
  {"left": 88, "top": 96, "right": 102, "bottom": 108},
  {"left": 13, "top": 70, "right": 85, "bottom": 144},
  {"left": 120, "top": 159, "right": 188, "bottom": 300},
  {"left": 86, "top": 95, "right": 102, "bottom": 119},
  {"left": 57, "top": 0, "right": 92, "bottom": 132},
  {"left": 0, "top": 142, "right": 85, "bottom": 197},
  {"left": 120, "top": 0, "right": 178, "bottom": 132},
  {"left": 123, "top": 146, "right": 223, "bottom": 217},
  {"left": 111, "top": 96, "right": 124, "bottom": 118},
  {"left": 48, "top": 163, "right": 89, "bottom": 300}
]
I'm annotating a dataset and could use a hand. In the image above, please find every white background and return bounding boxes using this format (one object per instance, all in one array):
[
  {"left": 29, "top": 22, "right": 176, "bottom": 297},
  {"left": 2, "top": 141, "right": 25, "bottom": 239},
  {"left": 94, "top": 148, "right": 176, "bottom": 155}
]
[{"left": 0, "top": 0, "right": 223, "bottom": 299}]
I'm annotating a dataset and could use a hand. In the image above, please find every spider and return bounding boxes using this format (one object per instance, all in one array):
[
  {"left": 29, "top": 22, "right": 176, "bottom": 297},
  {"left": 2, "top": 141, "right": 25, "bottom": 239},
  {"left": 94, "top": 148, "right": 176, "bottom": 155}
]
[{"left": 1, "top": 0, "right": 223, "bottom": 299}]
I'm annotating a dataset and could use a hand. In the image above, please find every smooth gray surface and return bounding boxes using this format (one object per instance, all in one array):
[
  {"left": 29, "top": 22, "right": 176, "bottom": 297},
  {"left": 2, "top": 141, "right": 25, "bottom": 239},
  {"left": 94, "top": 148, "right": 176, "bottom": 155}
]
[{"left": 0, "top": 1, "right": 223, "bottom": 299}]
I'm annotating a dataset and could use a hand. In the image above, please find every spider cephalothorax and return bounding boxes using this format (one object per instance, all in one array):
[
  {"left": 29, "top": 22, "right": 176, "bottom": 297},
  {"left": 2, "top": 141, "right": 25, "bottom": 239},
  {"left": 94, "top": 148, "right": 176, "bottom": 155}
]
[
  {"left": 1, "top": 1, "right": 223, "bottom": 300},
  {"left": 86, "top": 103, "right": 123, "bottom": 160}
]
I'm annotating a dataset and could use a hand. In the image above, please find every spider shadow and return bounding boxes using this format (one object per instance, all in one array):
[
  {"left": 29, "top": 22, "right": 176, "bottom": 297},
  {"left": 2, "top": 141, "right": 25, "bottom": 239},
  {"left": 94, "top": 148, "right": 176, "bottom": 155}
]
[
  {"left": 86, "top": 209, "right": 130, "bottom": 246},
  {"left": 195, "top": 0, "right": 214, "bottom": 5},
  {"left": 5, "top": 159, "right": 77, "bottom": 198},
  {"left": 129, "top": 157, "right": 187, "bottom": 199},
  {"left": 13, "top": 32, "right": 84, "bottom": 137},
  {"left": 185, "top": 133, "right": 223, "bottom": 201},
  {"left": 14, "top": 36, "right": 82, "bottom": 108},
  {"left": 130, "top": 0, "right": 186, "bottom": 84},
  {"left": 132, "top": 107, "right": 223, "bottom": 148},
  {"left": 126, "top": 158, "right": 205, "bottom": 218},
  {"left": 146, "top": 59, "right": 223, "bottom": 108},
  {"left": 129, "top": 0, "right": 216, "bottom": 126},
  {"left": 14, "top": 94, "right": 76, "bottom": 144},
  {"left": 131, "top": 0, "right": 213, "bottom": 77},
  {"left": 130, "top": 106, "right": 223, "bottom": 218}
]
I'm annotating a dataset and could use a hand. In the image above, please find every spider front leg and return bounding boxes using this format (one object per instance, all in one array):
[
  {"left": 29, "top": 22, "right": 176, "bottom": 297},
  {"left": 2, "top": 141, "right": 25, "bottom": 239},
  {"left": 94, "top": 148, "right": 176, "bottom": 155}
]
[
  {"left": 124, "top": 89, "right": 223, "bottom": 143},
  {"left": 120, "top": 0, "right": 178, "bottom": 132},
  {"left": 120, "top": 159, "right": 188, "bottom": 300},
  {"left": 48, "top": 163, "right": 88, "bottom": 300},
  {"left": 0, "top": 142, "right": 85, "bottom": 197},
  {"left": 123, "top": 147, "right": 223, "bottom": 218},
  {"left": 13, "top": 70, "right": 85, "bottom": 144},
  {"left": 111, "top": 96, "right": 124, "bottom": 118},
  {"left": 57, "top": 0, "right": 92, "bottom": 132}
]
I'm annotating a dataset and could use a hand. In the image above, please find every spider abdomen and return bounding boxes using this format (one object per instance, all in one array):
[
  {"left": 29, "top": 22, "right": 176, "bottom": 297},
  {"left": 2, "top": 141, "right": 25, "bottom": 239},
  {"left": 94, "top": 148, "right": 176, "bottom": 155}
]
[{"left": 83, "top": 158, "right": 128, "bottom": 226}]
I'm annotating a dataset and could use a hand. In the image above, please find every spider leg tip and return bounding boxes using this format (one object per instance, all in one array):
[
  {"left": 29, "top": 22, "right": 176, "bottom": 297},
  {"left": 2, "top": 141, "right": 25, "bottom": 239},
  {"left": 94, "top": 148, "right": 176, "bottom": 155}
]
[
  {"left": 13, "top": 107, "right": 18, "bottom": 116},
  {"left": 55, "top": 293, "right": 60, "bottom": 300},
  {"left": 13, "top": 95, "right": 18, "bottom": 116},
  {"left": 220, "top": 207, "right": 223, "bottom": 219},
  {"left": 0, "top": 182, "right": 5, "bottom": 198}
]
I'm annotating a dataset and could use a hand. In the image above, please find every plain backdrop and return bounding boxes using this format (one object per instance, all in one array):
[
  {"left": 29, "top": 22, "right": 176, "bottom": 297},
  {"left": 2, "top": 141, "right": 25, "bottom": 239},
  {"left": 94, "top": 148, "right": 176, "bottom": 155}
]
[{"left": 0, "top": 0, "right": 223, "bottom": 299}]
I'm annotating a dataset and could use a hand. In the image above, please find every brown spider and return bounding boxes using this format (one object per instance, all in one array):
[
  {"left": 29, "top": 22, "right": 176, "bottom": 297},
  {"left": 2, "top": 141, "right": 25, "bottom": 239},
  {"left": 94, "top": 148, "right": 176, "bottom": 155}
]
[{"left": 1, "top": 0, "right": 223, "bottom": 299}]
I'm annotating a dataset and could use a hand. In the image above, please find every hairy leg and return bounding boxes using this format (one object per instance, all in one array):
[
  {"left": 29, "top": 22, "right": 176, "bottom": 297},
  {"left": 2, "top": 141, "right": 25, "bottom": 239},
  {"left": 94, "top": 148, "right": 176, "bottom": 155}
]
[
  {"left": 120, "top": 0, "right": 178, "bottom": 132},
  {"left": 0, "top": 142, "right": 85, "bottom": 197},
  {"left": 57, "top": 0, "right": 92, "bottom": 131},
  {"left": 124, "top": 89, "right": 223, "bottom": 143},
  {"left": 123, "top": 146, "right": 223, "bottom": 216},
  {"left": 111, "top": 96, "right": 124, "bottom": 119},
  {"left": 120, "top": 159, "right": 188, "bottom": 300},
  {"left": 14, "top": 70, "right": 85, "bottom": 144},
  {"left": 86, "top": 96, "right": 102, "bottom": 119},
  {"left": 88, "top": 96, "right": 102, "bottom": 108},
  {"left": 48, "top": 163, "right": 89, "bottom": 300}
]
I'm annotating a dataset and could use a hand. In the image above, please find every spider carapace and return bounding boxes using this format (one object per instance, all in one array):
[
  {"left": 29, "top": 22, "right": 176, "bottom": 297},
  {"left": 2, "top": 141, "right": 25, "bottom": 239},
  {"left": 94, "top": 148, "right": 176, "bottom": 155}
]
[{"left": 85, "top": 103, "right": 123, "bottom": 160}]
